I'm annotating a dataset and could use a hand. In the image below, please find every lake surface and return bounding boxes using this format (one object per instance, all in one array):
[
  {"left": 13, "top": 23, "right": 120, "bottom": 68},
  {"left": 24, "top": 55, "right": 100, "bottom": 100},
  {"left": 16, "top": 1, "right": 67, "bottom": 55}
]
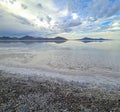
[
  {"left": 0, "top": 40, "right": 120, "bottom": 86},
  {"left": 0, "top": 40, "right": 120, "bottom": 72}
]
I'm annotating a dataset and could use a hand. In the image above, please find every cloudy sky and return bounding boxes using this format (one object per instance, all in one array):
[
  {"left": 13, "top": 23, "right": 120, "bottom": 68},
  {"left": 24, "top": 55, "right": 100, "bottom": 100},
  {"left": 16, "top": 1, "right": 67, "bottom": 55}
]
[{"left": 0, "top": 0, "right": 120, "bottom": 38}]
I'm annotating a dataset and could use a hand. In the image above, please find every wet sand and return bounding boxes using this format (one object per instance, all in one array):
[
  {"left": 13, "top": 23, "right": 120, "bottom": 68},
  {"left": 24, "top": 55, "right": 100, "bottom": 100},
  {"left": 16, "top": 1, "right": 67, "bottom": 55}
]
[{"left": 0, "top": 70, "right": 120, "bottom": 112}]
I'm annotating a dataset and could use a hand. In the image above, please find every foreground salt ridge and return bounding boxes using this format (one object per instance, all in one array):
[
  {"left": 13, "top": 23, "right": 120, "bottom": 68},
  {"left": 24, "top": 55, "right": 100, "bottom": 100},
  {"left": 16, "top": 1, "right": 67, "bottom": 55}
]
[
  {"left": 0, "top": 70, "right": 120, "bottom": 112},
  {"left": 0, "top": 65, "right": 120, "bottom": 90}
]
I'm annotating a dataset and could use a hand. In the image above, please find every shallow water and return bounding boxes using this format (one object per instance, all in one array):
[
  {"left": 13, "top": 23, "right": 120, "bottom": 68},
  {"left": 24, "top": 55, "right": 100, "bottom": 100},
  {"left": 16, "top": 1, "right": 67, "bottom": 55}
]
[
  {"left": 0, "top": 40, "right": 120, "bottom": 73},
  {"left": 0, "top": 40, "right": 120, "bottom": 87}
]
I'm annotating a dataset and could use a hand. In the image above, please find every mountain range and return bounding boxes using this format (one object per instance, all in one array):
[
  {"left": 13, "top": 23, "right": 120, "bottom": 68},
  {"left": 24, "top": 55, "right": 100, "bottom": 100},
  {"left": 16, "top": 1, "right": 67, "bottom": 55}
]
[
  {"left": 79, "top": 37, "right": 109, "bottom": 43},
  {"left": 0, "top": 36, "right": 109, "bottom": 44},
  {"left": 0, "top": 36, "right": 68, "bottom": 43}
]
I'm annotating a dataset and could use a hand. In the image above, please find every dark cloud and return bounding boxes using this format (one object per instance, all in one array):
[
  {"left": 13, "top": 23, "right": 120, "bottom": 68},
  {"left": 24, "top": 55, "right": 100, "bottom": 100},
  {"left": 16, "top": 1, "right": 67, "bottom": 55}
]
[
  {"left": 46, "top": 16, "right": 52, "bottom": 23},
  {"left": 56, "top": 19, "right": 81, "bottom": 34},
  {"left": 107, "top": 1, "right": 120, "bottom": 17},
  {"left": 59, "top": 17, "right": 81, "bottom": 31},
  {"left": 21, "top": 4, "right": 27, "bottom": 9},
  {"left": 9, "top": 0, "right": 16, "bottom": 4},
  {"left": 63, "top": 28, "right": 72, "bottom": 32},
  {"left": 87, "top": 0, "right": 120, "bottom": 18},
  {"left": 13, "top": 15, "right": 31, "bottom": 25},
  {"left": 68, "top": 21, "right": 81, "bottom": 27},
  {"left": 40, "top": 18, "right": 43, "bottom": 21},
  {"left": 0, "top": 11, "right": 35, "bottom": 37},
  {"left": 37, "top": 3, "right": 43, "bottom": 8}
]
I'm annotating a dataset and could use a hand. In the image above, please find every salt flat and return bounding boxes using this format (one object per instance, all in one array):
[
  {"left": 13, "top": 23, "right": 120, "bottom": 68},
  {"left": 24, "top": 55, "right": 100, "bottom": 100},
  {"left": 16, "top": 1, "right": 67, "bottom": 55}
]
[
  {"left": 0, "top": 40, "right": 120, "bottom": 87},
  {"left": 0, "top": 40, "right": 120, "bottom": 111}
]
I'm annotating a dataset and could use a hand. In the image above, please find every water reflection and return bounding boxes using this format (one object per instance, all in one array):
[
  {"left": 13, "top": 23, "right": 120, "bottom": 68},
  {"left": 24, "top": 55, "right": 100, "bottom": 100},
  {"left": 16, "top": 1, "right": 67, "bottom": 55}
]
[
  {"left": 0, "top": 40, "right": 67, "bottom": 44},
  {"left": 0, "top": 40, "right": 120, "bottom": 73},
  {"left": 80, "top": 40, "right": 107, "bottom": 43}
]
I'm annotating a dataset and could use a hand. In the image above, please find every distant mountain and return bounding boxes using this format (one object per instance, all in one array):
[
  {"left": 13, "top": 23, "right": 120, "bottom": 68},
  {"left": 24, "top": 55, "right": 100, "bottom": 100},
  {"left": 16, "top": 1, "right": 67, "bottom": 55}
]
[
  {"left": 51, "top": 36, "right": 67, "bottom": 43},
  {"left": 54, "top": 37, "right": 67, "bottom": 40},
  {"left": 80, "top": 37, "right": 107, "bottom": 40},
  {"left": 19, "top": 36, "right": 35, "bottom": 40},
  {"left": 0, "top": 36, "right": 67, "bottom": 43},
  {"left": 0, "top": 36, "right": 18, "bottom": 40},
  {"left": 79, "top": 37, "right": 109, "bottom": 43}
]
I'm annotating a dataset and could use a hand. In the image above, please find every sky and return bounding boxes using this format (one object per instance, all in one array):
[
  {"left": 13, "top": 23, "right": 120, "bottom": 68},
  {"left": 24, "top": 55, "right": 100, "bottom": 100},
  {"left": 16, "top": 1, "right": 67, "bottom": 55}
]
[{"left": 0, "top": 0, "right": 120, "bottom": 38}]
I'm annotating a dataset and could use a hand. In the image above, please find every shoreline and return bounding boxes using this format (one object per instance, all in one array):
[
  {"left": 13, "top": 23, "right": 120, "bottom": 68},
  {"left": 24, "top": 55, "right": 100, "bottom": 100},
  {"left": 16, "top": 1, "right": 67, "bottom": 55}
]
[
  {"left": 0, "top": 71, "right": 120, "bottom": 112},
  {"left": 0, "top": 66, "right": 120, "bottom": 90},
  {"left": 0, "top": 67, "right": 120, "bottom": 111}
]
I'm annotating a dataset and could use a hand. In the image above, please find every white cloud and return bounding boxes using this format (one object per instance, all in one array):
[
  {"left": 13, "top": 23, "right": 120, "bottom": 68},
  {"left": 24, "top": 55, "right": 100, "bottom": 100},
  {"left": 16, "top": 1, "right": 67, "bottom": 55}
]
[
  {"left": 112, "top": 22, "right": 120, "bottom": 27},
  {"left": 71, "top": 13, "right": 78, "bottom": 20},
  {"left": 0, "top": 0, "right": 120, "bottom": 37},
  {"left": 59, "top": 9, "right": 69, "bottom": 17}
]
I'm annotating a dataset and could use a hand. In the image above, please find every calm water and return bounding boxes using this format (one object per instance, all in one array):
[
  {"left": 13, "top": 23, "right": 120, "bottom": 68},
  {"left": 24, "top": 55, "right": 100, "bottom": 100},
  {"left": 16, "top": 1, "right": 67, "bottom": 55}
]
[{"left": 0, "top": 40, "right": 120, "bottom": 74}]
